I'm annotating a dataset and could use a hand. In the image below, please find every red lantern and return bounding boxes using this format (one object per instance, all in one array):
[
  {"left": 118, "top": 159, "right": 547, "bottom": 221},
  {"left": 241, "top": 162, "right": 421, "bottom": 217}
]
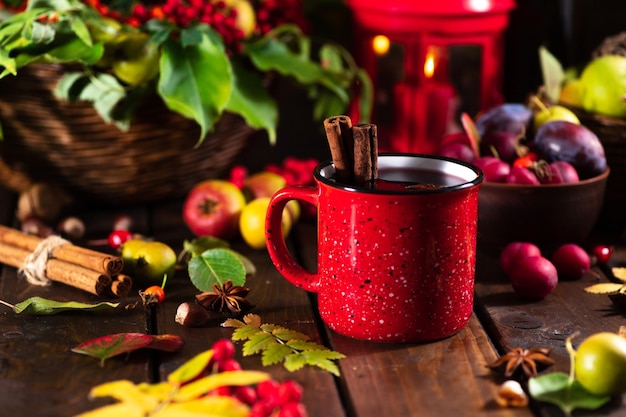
[{"left": 347, "top": 0, "right": 516, "bottom": 154}]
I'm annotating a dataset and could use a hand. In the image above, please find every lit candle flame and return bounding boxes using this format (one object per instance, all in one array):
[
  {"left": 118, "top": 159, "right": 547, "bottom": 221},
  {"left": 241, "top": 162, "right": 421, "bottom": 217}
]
[
  {"left": 372, "top": 35, "right": 390, "bottom": 55},
  {"left": 424, "top": 51, "right": 435, "bottom": 79}
]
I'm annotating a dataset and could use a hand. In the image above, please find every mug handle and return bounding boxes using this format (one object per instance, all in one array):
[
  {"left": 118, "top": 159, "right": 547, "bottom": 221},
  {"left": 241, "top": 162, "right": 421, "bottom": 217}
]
[{"left": 265, "top": 185, "right": 321, "bottom": 293}]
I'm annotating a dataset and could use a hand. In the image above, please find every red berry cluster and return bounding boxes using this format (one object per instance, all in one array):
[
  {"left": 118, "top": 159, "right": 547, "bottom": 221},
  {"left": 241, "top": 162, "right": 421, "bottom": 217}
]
[
  {"left": 264, "top": 157, "right": 318, "bottom": 186},
  {"left": 84, "top": 0, "right": 307, "bottom": 53},
  {"left": 207, "top": 339, "right": 308, "bottom": 417}
]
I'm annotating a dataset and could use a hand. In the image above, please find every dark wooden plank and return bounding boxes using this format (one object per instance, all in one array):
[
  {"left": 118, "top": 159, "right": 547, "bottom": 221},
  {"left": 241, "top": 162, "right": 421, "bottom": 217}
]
[
  {"left": 150, "top": 201, "right": 347, "bottom": 417},
  {"left": 0, "top": 204, "right": 151, "bottom": 416},
  {"left": 475, "top": 243, "right": 626, "bottom": 416},
  {"left": 292, "top": 221, "right": 530, "bottom": 417}
]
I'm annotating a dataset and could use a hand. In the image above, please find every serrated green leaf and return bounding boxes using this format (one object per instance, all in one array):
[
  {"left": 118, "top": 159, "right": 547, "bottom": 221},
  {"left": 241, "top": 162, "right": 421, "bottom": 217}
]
[
  {"left": 261, "top": 343, "right": 293, "bottom": 366},
  {"left": 168, "top": 349, "right": 214, "bottom": 385},
  {"left": 188, "top": 248, "right": 246, "bottom": 292},
  {"left": 231, "top": 325, "right": 263, "bottom": 341},
  {"left": 283, "top": 352, "right": 307, "bottom": 372},
  {"left": 295, "top": 350, "right": 343, "bottom": 376},
  {"left": 529, "top": 373, "right": 611, "bottom": 415},
  {"left": 287, "top": 339, "right": 328, "bottom": 352},
  {"left": 271, "top": 328, "right": 310, "bottom": 343},
  {"left": 259, "top": 323, "right": 278, "bottom": 333},
  {"left": 242, "top": 332, "right": 277, "bottom": 356},
  {"left": 8, "top": 297, "right": 119, "bottom": 315},
  {"left": 221, "top": 317, "right": 246, "bottom": 329}
]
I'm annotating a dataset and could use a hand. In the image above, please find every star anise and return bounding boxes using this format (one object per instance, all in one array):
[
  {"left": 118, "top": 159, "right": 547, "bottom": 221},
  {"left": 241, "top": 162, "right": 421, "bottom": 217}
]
[
  {"left": 488, "top": 347, "right": 555, "bottom": 378},
  {"left": 195, "top": 280, "right": 254, "bottom": 316}
]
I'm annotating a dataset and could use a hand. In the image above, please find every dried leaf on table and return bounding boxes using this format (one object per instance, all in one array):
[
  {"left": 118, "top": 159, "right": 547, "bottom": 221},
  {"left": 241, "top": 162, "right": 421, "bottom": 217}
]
[
  {"left": 0, "top": 297, "right": 119, "bottom": 315},
  {"left": 71, "top": 333, "right": 184, "bottom": 366}
]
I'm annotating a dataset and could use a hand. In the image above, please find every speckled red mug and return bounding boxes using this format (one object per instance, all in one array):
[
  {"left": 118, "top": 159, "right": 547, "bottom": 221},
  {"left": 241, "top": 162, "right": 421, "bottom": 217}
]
[{"left": 265, "top": 154, "right": 483, "bottom": 343}]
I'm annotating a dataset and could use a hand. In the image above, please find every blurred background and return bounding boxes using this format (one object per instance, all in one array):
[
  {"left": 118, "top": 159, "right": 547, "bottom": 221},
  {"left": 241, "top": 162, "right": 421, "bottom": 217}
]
[{"left": 240, "top": 0, "right": 626, "bottom": 170}]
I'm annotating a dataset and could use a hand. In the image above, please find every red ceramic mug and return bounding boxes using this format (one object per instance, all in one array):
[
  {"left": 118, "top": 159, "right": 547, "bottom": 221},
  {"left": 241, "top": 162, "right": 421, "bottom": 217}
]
[{"left": 265, "top": 154, "right": 483, "bottom": 343}]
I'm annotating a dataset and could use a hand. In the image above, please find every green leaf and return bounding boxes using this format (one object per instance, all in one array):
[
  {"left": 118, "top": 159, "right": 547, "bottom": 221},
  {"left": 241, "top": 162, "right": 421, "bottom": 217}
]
[
  {"left": 529, "top": 373, "right": 611, "bottom": 415},
  {"left": 222, "top": 313, "right": 344, "bottom": 375},
  {"left": 242, "top": 332, "right": 276, "bottom": 356},
  {"left": 4, "top": 297, "right": 118, "bottom": 315},
  {"left": 69, "top": 15, "right": 92, "bottom": 47},
  {"left": 231, "top": 324, "right": 265, "bottom": 341},
  {"left": 245, "top": 36, "right": 323, "bottom": 85},
  {"left": 261, "top": 343, "right": 292, "bottom": 366},
  {"left": 539, "top": 46, "right": 565, "bottom": 102},
  {"left": 183, "top": 236, "right": 230, "bottom": 257},
  {"left": 188, "top": 248, "right": 246, "bottom": 292},
  {"left": 271, "top": 328, "right": 310, "bottom": 343},
  {"left": 226, "top": 60, "right": 277, "bottom": 144},
  {"left": 159, "top": 28, "right": 232, "bottom": 144}
]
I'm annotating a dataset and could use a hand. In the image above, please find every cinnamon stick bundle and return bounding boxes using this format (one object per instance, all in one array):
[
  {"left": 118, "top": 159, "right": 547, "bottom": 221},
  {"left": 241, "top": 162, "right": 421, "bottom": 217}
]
[
  {"left": 0, "top": 225, "right": 122, "bottom": 275},
  {"left": 0, "top": 225, "right": 130, "bottom": 297},
  {"left": 0, "top": 242, "right": 112, "bottom": 296},
  {"left": 323, "top": 116, "right": 379, "bottom": 186}
]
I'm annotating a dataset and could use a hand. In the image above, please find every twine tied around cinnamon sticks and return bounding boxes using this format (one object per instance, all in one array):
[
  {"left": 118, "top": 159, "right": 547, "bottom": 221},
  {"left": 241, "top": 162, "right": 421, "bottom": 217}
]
[
  {"left": 0, "top": 225, "right": 131, "bottom": 297},
  {"left": 324, "top": 115, "right": 378, "bottom": 186}
]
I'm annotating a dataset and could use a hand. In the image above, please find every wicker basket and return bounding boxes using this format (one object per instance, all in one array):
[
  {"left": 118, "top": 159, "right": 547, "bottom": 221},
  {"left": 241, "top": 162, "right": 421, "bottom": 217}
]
[
  {"left": 564, "top": 104, "right": 626, "bottom": 228},
  {"left": 0, "top": 65, "right": 255, "bottom": 206}
]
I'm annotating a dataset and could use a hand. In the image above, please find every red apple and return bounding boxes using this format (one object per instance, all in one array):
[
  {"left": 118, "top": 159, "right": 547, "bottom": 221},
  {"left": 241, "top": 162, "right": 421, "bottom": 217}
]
[
  {"left": 243, "top": 171, "right": 286, "bottom": 199},
  {"left": 243, "top": 171, "right": 300, "bottom": 221},
  {"left": 183, "top": 179, "right": 247, "bottom": 239}
]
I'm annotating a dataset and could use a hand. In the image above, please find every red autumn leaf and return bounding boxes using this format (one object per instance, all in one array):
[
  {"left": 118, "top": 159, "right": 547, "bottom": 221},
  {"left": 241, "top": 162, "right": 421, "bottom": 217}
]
[
  {"left": 71, "top": 333, "right": 184, "bottom": 366},
  {"left": 148, "top": 334, "right": 185, "bottom": 352}
]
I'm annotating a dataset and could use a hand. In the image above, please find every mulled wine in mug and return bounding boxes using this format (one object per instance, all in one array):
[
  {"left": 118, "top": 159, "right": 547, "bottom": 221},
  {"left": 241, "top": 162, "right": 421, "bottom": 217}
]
[{"left": 265, "top": 153, "right": 483, "bottom": 343}]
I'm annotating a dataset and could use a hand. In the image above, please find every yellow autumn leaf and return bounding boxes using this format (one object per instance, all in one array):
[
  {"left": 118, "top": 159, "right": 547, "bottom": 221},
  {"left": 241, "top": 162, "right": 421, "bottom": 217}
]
[
  {"left": 73, "top": 401, "right": 145, "bottom": 417},
  {"left": 138, "top": 381, "right": 176, "bottom": 401},
  {"left": 88, "top": 380, "right": 161, "bottom": 411},
  {"left": 175, "top": 370, "right": 269, "bottom": 402},
  {"left": 613, "top": 267, "right": 626, "bottom": 282},
  {"left": 584, "top": 283, "right": 626, "bottom": 294},
  {"left": 152, "top": 396, "right": 249, "bottom": 417},
  {"left": 168, "top": 349, "right": 214, "bottom": 385}
]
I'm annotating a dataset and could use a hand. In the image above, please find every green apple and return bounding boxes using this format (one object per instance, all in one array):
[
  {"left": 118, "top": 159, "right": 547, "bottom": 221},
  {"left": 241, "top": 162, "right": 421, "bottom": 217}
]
[
  {"left": 575, "top": 332, "right": 626, "bottom": 396},
  {"left": 111, "top": 32, "right": 160, "bottom": 86},
  {"left": 579, "top": 55, "right": 626, "bottom": 118},
  {"left": 121, "top": 239, "right": 177, "bottom": 283},
  {"left": 532, "top": 96, "right": 580, "bottom": 130}
]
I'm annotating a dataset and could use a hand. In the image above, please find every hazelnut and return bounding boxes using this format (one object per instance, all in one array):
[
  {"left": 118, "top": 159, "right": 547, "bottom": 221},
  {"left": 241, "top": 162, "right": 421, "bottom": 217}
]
[
  {"left": 496, "top": 380, "right": 528, "bottom": 408},
  {"left": 175, "top": 302, "right": 212, "bottom": 327}
]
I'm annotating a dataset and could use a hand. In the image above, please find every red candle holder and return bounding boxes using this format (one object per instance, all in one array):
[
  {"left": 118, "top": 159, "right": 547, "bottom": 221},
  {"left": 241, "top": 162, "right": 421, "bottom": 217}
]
[{"left": 347, "top": 0, "right": 516, "bottom": 154}]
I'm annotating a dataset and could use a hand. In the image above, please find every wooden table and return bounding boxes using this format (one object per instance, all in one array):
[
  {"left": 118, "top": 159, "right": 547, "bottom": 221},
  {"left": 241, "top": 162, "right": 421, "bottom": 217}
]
[{"left": 1, "top": 184, "right": 625, "bottom": 417}]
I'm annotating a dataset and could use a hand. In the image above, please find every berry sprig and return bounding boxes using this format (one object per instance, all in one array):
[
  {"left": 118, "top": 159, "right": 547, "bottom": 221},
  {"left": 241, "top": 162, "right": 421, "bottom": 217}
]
[
  {"left": 77, "top": 338, "right": 309, "bottom": 417},
  {"left": 82, "top": 0, "right": 307, "bottom": 53}
]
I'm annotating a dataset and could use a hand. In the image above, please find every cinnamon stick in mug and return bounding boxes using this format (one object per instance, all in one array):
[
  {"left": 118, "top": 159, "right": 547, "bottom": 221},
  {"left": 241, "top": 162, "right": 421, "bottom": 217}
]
[
  {"left": 352, "top": 123, "right": 379, "bottom": 186},
  {"left": 323, "top": 115, "right": 354, "bottom": 182}
]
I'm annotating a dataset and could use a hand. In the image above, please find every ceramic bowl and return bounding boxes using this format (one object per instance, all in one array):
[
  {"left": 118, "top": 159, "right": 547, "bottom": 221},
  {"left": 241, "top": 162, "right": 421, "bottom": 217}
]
[{"left": 477, "top": 168, "right": 610, "bottom": 248}]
